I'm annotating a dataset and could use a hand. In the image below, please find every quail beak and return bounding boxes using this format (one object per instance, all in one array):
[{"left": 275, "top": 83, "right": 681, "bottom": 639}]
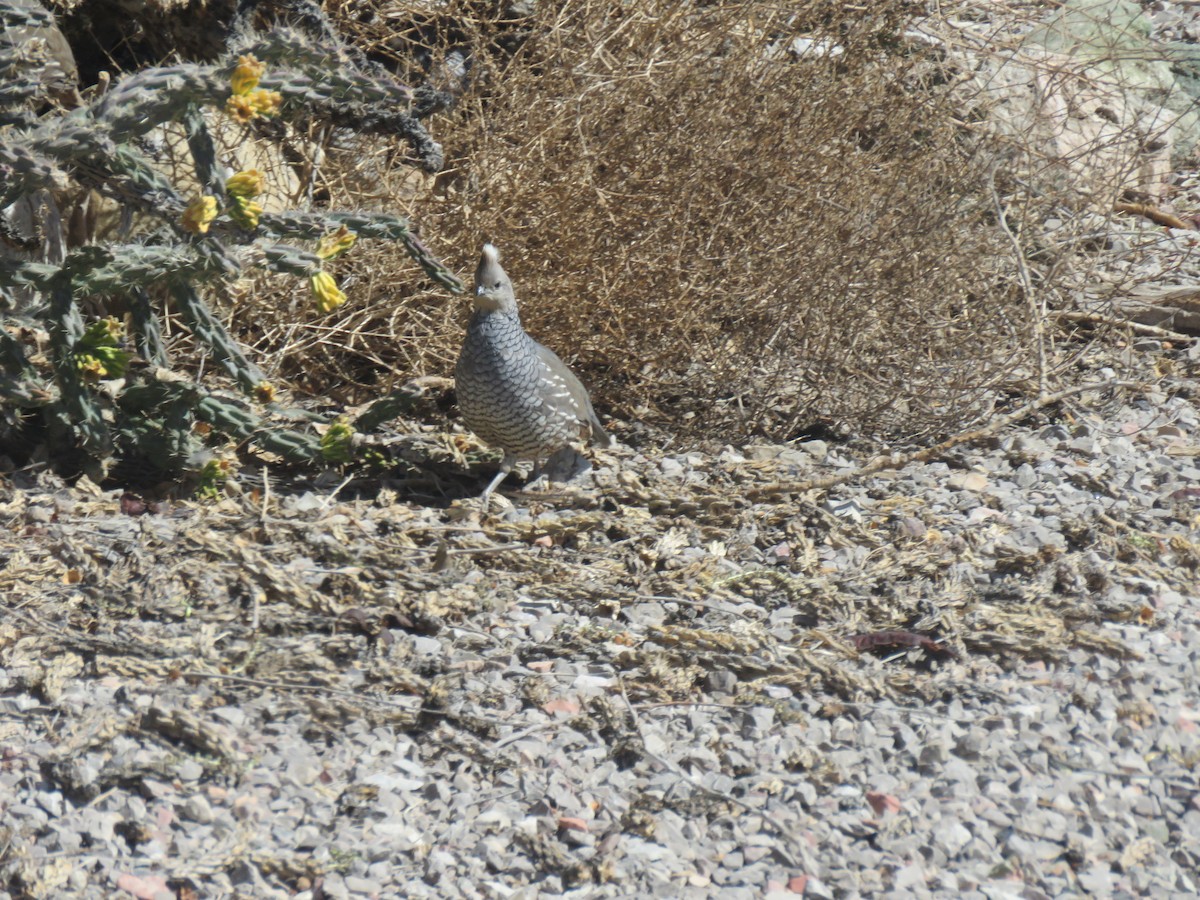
[{"left": 472, "top": 284, "right": 502, "bottom": 312}]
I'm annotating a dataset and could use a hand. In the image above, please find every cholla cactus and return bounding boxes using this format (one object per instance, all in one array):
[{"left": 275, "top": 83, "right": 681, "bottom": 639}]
[{"left": 0, "top": 2, "right": 463, "bottom": 480}]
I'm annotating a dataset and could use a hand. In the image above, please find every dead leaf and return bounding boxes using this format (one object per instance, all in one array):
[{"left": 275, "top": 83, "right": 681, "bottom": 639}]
[
  {"left": 866, "top": 791, "right": 901, "bottom": 816},
  {"left": 542, "top": 697, "right": 581, "bottom": 716}
]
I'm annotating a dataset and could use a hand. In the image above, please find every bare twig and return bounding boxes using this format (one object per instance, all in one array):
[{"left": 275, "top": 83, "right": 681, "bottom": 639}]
[
  {"left": 991, "top": 170, "right": 1047, "bottom": 398},
  {"left": 1052, "top": 310, "right": 1197, "bottom": 343},
  {"left": 1114, "top": 201, "right": 1192, "bottom": 231}
]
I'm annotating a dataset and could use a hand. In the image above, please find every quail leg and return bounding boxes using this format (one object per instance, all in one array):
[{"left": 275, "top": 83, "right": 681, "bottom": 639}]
[
  {"left": 524, "top": 458, "right": 549, "bottom": 493},
  {"left": 479, "top": 453, "right": 516, "bottom": 509}
]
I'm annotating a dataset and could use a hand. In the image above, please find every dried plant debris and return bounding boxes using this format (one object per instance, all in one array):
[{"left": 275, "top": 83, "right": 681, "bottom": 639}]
[{"left": 2, "top": 363, "right": 1199, "bottom": 896}]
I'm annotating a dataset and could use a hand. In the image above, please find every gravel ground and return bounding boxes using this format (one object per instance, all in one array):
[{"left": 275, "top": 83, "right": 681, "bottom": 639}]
[{"left": 1, "top": 343, "right": 1198, "bottom": 899}]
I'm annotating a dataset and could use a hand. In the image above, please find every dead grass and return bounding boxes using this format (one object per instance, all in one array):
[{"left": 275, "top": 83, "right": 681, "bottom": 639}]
[{"left": 242, "top": 0, "right": 1041, "bottom": 442}]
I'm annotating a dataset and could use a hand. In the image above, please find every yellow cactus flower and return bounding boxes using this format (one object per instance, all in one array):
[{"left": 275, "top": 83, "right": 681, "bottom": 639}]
[
  {"left": 225, "top": 169, "right": 264, "bottom": 198},
  {"left": 309, "top": 271, "right": 347, "bottom": 313},
  {"left": 254, "top": 382, "right": 276, "bottom": 403},
  {"left": 225, "top": 94, "right": 256, "bottom": 123},
  {"left": 316, "top": 225, "right": 357, "bottom": 260},
  {"left": 226, "top": 87, "right": 281, "bottom": 123},
  {"left": 76, "top": 355, "right": 106, "bottom": 381},
  {"left": 181, "top": 195, "right": 218, "bottom": 234},
  {"left": 230, "top": 54, "right": 264, "bottom": 96},
  {"left": 75, "top": 318, "right": 132, "bottom": 379}
]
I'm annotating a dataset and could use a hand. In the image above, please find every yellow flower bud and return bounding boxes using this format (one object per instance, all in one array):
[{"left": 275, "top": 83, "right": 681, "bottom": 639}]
[
  {"left": 225, "top": 169, "right": 264, "bottom": 198},
  {"left": 83, "top": 316, "right": 123, "bottom": 342},
  {"left": 229, "top": 196, "right": 262, "bottom": 229},
  {"left": 320, "top": 420, "right": 355, "bottom": 463},
  {"left": 181, "top": 195, "right": 218, "bottom": 234},
  {"left": 196, "top": 457, "right": 234, "bottom": 500},
  {"left": 247, "top": 89, "right": 281, "bottom": 117},
  {"left": 316, "top": 225, "right": 357, "bottom": 260},
  {"left": 309, "top": 271, "right": 347, "bottom": 313},
  {"left": 230, "top": 54, "right": 264, "bottom": 96}
]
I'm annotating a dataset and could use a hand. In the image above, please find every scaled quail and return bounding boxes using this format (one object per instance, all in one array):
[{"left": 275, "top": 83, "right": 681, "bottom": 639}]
[{"left": 455, "top": 243, "right": 612, "bottom": 504}]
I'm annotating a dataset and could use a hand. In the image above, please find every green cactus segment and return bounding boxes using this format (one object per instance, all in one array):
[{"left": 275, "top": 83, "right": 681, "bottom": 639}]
[
  {"left": 0, "top": 327, "right": 54, "bottom": 406},
  {"left": 182, "top": 104, "right": 222, "bottom": 197},
  {"left": 194, "top": 393, "right": 323, "bottom": 463},
  {"left": 129, "top": 287, "right": 169, "bottom": 366},
  {"left": 123, "top": 379, "right": 326, "bottom": 467},
  {"left": 0, "top": 2, "right": 54, "bottom": 29},
  {"left": 1, "top": 243, "right": 237, "bottom": 297},
  {"left": 353, "top": 386, "right": 424, "bottom": 433},
  {"left": 0, "top": 257, "right": 58, "bottom": 292},
  {"left": 0, "top": 141, "right": 69, "bottom": 207},
  {"left": 261, "top": 242, "right": 325, "bottom": 277},
  {"left": 169, "top": 281, "right": 265, "bottom": 392},
  {"left": 266, "top": 211, "right": 464, "bottom": 292},
  {"left": 0, "top": 370, "right": 53, "bottom": 406},
  {"left": 257, "top": 427, "right": 324, "bottom": 462},
  {"left": 47, "top": 279, "right": 113, "bottom": 456},
  {"left": 243, "top": 33, "right": 413, "bottom": 105},
  {"left": 114, "top": 386, "right": 201, "bottom": 474},
  {"left": 397, "top": 229, "right": 463, "bottom": 292},
  {"left": 0, "top": 77, "right": 42, "bottom": 121},
  {"left": 0, "top": 3, "right": 58, "bottom": 127},
  {"left": 101, "top": 142, "right": 187, "bottom": 210},
  {"left": 91, "top": 66, "right": 221, "bottom": 140}
]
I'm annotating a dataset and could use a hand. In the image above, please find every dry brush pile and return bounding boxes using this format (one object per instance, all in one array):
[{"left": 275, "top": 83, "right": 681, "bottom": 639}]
[
  {"left": 5, "top": 0, "right": 1198, "bottom": 483},
  {"left": 332, "top": 0, "right": 1036, "bottom": 443}
]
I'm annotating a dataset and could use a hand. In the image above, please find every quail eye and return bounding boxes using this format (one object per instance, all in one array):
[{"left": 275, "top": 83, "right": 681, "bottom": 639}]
[{"left": 494, "top": 281, "right": 502, "bottom": 289}]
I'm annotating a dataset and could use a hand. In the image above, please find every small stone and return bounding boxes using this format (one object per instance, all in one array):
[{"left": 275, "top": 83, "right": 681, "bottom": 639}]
[
  {"left": 659, "top": 457, "right": 686, "bottom": 478},
  {"left": 947, "top": 471, "right": 988, "bottom": 491},
  {"left": 174, "top": 759, "right": 205, "bottom": 782},
  {"left": 24, "top": 504, "right": 54, "bottom": 524},
  {"left": 344, "top": 875, "right": 382, "bottom": 895},
  {"left": 1068, "top": 437, "right": 1099, "bottom": 456},
  {"left": 800, "top": 440, "right": 828, "bottom": 460},
  {"left": 935, "top": 822, "right": 973, "bottom": 855},
  {"left": 182, "top": 795, "right": 214, "bottom": 824},
  {"left": 705, "top": 669, "right": 738, "bottom": 694},
  {"left": 894, "top": 516, "right": 926, "bottom": 539}
]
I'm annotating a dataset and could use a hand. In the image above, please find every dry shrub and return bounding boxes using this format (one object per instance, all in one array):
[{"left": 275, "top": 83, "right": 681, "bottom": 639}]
[{"left": 281, "top": 0, "right": 1036, "bottom": 441}]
